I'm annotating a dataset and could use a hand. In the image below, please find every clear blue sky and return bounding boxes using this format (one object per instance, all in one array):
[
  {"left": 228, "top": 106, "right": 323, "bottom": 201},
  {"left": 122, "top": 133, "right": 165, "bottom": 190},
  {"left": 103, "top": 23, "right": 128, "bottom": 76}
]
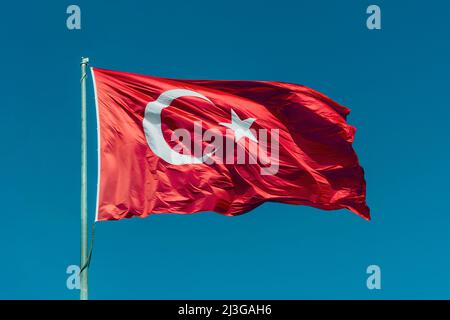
[{"left": 1, "top": 0, "right": 449, "bottom": 299}]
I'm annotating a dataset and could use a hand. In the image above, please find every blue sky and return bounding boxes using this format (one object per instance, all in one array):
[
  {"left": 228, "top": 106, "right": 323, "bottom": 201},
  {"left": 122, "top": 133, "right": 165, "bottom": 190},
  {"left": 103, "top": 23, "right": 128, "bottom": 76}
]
[{"left": 0, "top": 0, "right": 449, "bottom": 299}]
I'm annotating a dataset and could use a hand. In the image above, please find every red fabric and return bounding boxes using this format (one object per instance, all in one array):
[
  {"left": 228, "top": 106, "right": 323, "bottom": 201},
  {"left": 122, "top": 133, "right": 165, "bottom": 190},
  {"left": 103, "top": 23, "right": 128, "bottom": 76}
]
[{"left": 92, "top": 67, "right": 369, "bottom": 221}]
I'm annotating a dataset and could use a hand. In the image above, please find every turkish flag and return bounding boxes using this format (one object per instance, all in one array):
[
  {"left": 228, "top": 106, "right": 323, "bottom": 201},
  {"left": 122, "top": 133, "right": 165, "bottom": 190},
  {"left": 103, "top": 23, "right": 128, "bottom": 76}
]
[{"left": 91, "top": 68, "right": 369, "bottom": 221}]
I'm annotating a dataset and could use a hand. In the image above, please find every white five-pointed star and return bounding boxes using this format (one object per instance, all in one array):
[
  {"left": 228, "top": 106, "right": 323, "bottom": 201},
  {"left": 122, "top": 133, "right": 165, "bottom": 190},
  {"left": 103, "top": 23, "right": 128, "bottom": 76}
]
[{"left": 218, "top": 109, "right": 258, "bottom": 143}]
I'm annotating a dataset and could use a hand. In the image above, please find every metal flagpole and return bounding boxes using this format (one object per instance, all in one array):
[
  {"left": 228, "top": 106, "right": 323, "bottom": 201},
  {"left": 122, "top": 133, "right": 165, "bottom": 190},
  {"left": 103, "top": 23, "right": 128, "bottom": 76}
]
[{"left": 80, "top": 57, "right": 89, "bottom": 300}]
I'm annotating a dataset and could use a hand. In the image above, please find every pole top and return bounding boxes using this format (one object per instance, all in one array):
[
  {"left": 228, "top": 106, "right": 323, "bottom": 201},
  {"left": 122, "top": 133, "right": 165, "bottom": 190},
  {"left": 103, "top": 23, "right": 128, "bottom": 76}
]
[{"left": 81, "top": 57, "right": 89, "bottom": 65}]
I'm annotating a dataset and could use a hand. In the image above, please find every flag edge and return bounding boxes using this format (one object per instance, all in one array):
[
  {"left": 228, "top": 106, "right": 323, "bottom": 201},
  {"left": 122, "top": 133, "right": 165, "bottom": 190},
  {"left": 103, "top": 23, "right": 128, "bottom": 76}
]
[{"left": 90, "top": 67, "right": 101, "bottom": 222}]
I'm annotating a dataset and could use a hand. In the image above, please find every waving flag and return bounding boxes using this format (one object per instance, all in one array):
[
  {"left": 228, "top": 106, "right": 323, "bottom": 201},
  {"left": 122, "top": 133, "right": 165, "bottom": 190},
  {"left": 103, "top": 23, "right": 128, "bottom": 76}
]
[{"left": 91, "top": 68, "right": 369, "bottom": 221}]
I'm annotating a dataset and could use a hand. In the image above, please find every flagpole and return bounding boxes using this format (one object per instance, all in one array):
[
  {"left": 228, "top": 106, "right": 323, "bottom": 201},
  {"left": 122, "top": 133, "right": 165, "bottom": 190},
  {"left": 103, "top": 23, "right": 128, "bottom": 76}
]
[{"left": 80, "top": 56, "right": 89, "bottom": 300}]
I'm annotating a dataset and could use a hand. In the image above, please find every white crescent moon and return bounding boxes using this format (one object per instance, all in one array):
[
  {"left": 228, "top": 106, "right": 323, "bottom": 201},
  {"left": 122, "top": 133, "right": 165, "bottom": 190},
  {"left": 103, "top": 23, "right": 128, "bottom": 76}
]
[{"left": 143, "top": 88, "right": 213, "bottom": 165}]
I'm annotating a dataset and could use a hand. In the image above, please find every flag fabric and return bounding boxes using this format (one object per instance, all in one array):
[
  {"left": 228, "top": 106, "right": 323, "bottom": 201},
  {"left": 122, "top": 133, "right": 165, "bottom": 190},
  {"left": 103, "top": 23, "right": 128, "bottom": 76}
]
[{"left": 91, "top": 67, "right": 369, "bottom": 221}]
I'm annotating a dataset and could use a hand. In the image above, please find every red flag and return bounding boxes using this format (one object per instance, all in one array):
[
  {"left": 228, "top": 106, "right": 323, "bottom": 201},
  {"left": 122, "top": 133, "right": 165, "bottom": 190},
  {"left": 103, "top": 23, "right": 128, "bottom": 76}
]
[{"left": 91, "top": 68, "right": 369, "bottom": 221}]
